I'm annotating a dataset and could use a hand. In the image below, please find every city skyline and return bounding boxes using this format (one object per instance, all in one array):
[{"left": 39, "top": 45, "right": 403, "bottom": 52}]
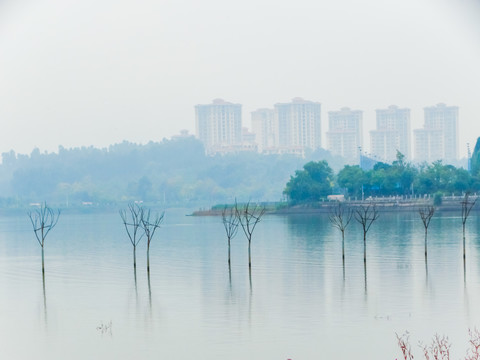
[
  {"left": 0, "top": 0, "right": 479, "bottom": 158},
  {"left": 195, "top": 98, "right": 465, "bottom": 163}
]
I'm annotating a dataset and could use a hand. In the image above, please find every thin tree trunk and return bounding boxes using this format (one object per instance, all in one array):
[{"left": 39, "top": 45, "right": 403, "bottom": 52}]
[
  {"left": 463, "top": 224, "right": 466, "bottom": 262},
  {"left": 342, "top": 230, "right": 345, "bottom": 282},
  {"left": 42, "top": 267, "right": 47, "bottom": 327},
  {"left": 228, "top": 262, "right": 232, "bottom": 291},
  {"left": 134, "top": 264, "right": 138, "bottom": 299},
  {"left": 249, "top": 265, "right": 252, "bottom": 293},
  {"left": 363, "top": 232, "right": 366, "bottom": 264},
  {"left": 147, "top": 268, "right": 152, "bottom": 311},
  {"left": 364, "top": 261, "right": 367, "bottom": 294},
  {"left": 41, "top": 246, "right": 45, "bottom": 275},
  {"left": 463, "top": 236, "right": 466, "bottom": 282},
  {"left": 425, "top": 256, "right": 428, "bottom": 284},
  {"left": 147, "top": 244, "right": 150, "bottom": 273},
  {"left": 228, "top": 238, "right": 231, "bottom": 265},
  {"left": 133, "top": 245, "right": 137, "bottom": 269},
  {"left": 248, "top": 240, "right": 251, "bottom": 269},
  {"left": 424, "top": 228, "right": 428, "bottom": 259}
]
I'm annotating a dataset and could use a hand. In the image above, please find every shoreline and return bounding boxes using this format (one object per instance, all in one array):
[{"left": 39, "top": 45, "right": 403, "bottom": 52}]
[{"left": 191, "top": 197, "right": 478, "bottom": 216}]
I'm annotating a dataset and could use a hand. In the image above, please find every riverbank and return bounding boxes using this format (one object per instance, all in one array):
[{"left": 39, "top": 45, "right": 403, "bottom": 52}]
[{"left": 191, "top": 195, "right": 479, "bottom": 216}]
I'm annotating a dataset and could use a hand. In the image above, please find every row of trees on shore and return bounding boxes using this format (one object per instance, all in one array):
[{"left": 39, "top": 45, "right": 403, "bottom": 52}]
[
  {"left": 1, "top": 137, "right": 478, "bottom": 207},
  {"left": 284, "top": 151, "right": 480, "bottom": 204}
]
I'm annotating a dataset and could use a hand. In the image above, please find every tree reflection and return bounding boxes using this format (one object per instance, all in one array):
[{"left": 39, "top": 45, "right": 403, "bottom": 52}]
[
  {"left": 147, "top": 270, "right": 152, "bottom": 312},
  {"left": 364, "top": 261, "right": 367, "bottom": 294},
  {"left": 42, "top": 270, "right": 47, "bottom": 328}
]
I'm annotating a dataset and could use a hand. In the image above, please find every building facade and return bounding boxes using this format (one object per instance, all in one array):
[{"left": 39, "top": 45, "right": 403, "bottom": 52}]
[
  {"left": 195, "top": 99, "right": 242, "bottom": 153},
  {"left": 413, "top": 103, "right": 458, "bottom": 163},
  {"left": 326, "top": 107, "right": 363, "bottom": 164},
  {"left": 370, "top": 105, "right": 410, "bottom": 162},
  {"left": 251, "top": 108, "right": 276, "bottom": 153},
  {"left": 273, "top": 98, "right": 322, "bottom": 151}
]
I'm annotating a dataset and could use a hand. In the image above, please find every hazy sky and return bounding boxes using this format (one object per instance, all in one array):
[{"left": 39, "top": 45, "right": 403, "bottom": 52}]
[{"left": 0, "top": 0, "right": 479, "bottom": 157}]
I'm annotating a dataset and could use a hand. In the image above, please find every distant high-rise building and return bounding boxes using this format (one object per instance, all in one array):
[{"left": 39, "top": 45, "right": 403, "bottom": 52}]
[
  {"left": 326, "top": 107, "right": 363, "bottom": 164},
  {"left": 413, "top": 128, "right": 444, "bottom": 163},
  {"left": 370, "top": 105, "right": 411, "bottom": 162},
  {"left": 195, "top": 99, "right": 242, "bottom": 153},
  {"left": 251, "top": 108, "right": 276, "bottom": 153},
  {"left": 273, "top": 98, "right": 321, "bottom": 151},
  {"left": 413, "top": 103, "right": 459, "bottom": 163}
]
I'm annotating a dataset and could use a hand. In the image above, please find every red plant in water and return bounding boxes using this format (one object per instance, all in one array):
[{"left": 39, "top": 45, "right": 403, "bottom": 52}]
[
  {"left": 396, "top": 329, "right": 480, "bottom": 360},
  {"left": 466, "top": 328, "right": 480, "bottom": 360},
  {"left": 396, "top": 332, "right": 414, "bottom": 360}
]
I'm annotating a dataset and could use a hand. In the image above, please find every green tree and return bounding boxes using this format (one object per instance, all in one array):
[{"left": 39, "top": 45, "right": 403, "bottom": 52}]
[
  {"left": 284, "top": 160, "right": 333, "bottom": 203},
  {"left": 337, "top": 165, "right": 365, "bottom": 198},
  {"left": 391, "top": 151, "right": 417, "bottom": 195}
]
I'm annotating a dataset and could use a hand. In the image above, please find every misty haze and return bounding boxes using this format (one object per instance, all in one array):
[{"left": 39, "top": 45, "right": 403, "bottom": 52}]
[{"left": 0, "top": 0, "right": 480, "bottom": 359}]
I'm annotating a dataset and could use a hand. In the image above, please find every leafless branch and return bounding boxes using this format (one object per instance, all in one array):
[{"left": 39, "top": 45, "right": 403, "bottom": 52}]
[
  {"left": 235, "top": 200, "right": 266, "bottom": 244},
  {"left": 27, "top": 202, "right": 61, "bottom": 248},
  {"left": 329, "top": 202, "right": 353, "bottom": 233},
  {"left": 419, "top": 206, "right": 435, "bottom": 230},
  {"left": 354, "top": 203, "right": 379, "bottom": 235},
  {"left": 119, "top": 203, "right": 144, "bottom": 247},
  {"left": 354, "top": 203, "right": 379, "bottom": 263},
  {"left": 140, "top": 207, "right": 165, "bottom": 272},
  {"left": 234, "top": 200, "right": 266, "bottom": 268},
  {"left": 222, "top": 206, "right": 239, "bottom": 241},
  {"left": 141, "top": 208, "right": 165, "bottom": 247}
]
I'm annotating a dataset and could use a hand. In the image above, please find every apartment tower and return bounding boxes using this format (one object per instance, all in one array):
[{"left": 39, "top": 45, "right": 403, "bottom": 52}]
[
  {"left": 370, "top": 105, "right": 411, "bottom": 162},
  {"left": 326, "top": 107, "right": 363, "bottom": 164},
  {"left": 195, "top": 99, "right": 242, "bottom": 153},
  {"left": 273, "top": 98, "right": 322, "bottom": 152},
  {"left": 251, "top": 108, "right": 276, "bottom": 153},
  {"left": 413, "top": 103, "right": 458, "bottom": 163}
]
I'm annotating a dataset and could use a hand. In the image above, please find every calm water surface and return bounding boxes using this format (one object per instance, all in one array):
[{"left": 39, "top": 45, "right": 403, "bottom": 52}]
[{"left": 1, "top": 209, "right": 480, "bottom": 359}]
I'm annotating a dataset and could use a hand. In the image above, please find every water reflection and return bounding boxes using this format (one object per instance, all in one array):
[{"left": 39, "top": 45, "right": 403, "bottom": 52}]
[
  {"left": 147, "top": 270, "right": 152, "bottom": 312},
  {"left": 425, "top": 256, "right": 429, "bottom": 286},
  {"left": 1, "top": 210, "right": 480, "bottom": 360},
  {"left": 134, "top": 266, "right": 138, "bottom": 299},
  {"left": 41, "top": 270, "right": 47, "bottom": 329},
  {"left": 364, "top": 261, "right": 367, "bottom": 294},
  {"left": 228, "top": 262, "right": 232, "bottom": 292}
]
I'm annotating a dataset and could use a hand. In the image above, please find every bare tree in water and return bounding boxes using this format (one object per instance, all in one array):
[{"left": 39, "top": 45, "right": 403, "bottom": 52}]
[
  {"left": 140, "top": 208, "right": 165, "bottom": 273},
  {"left": 461, "top": 192, "right": 477, "bottom": 263},
  {"left": 222, "top": 206, "right": 239, "bottom": 266},
  {"left": 329, "top": 202, "right": 353, "bottom": 263},
  {"left": 354, "top": 203, "right": 379, "bottom": 264},
  {"left": 419, "top": 205, "right": 435, "bottom": 260},
  {"left": 120, "top": 203, "right": 144, "bottom": 269},
  {"left": 235, "top": 201, "right": 266, "bottom": 269},
  {"left": 28, "top": 202, "right": 60, "bottom": 274}
]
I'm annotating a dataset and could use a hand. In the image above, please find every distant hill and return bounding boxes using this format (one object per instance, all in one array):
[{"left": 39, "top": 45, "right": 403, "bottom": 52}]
[{"left": 0, "top": 137, "right": 345, "bottom": 207}]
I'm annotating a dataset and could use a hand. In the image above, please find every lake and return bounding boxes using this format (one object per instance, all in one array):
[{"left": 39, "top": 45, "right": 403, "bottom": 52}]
[{"left": 0, "top": 208, "right": 479, "bottom": 359}]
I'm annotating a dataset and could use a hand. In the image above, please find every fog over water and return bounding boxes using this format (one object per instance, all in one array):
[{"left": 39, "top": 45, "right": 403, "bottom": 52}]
[{"left": 0, "top": 0, "right": 479, "bottom": 156}]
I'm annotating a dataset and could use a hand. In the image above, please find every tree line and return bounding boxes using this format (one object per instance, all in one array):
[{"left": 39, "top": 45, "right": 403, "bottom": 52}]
[
  {"left": 284, "top": 150, "right": 480, "bottom": 204},
  {"left": 0, "top": 137, "right": 345, "bottom": 207}
]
